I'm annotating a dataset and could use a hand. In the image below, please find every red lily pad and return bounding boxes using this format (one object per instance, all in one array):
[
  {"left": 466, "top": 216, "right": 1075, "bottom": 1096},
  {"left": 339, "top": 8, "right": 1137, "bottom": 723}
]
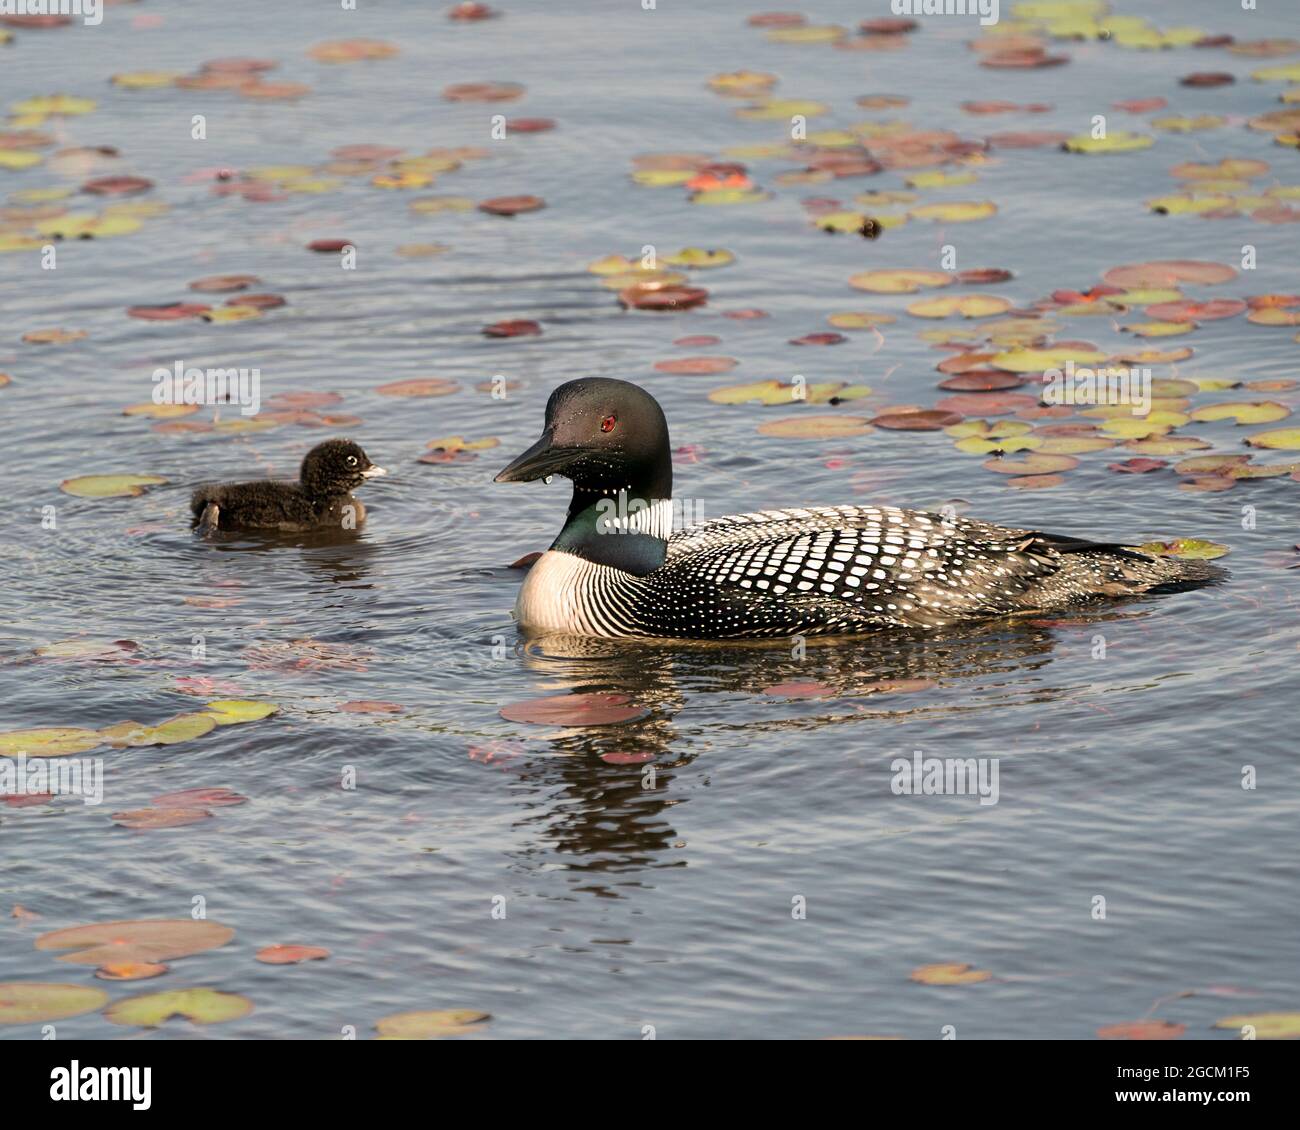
[
  {"left": 1108, "top": 458, "right": 1168, "bottom": 474},
  {"left": 127, "top": 303, "right": 211, "bottom": 321},
  {"left": 1102, "top": 260, "right": 1236, "bottom": 288},
  {"left": 442, "top": 81, "right": 525, "bottom": 103},
  {"left": 483, "top": 319, "right": 541, "bottom": 337},
  {"left": 1097, "top": 1020, "right": 1186, "bottom": 1040},
  {"left": 958, "top": 268, "right": 1014, "bottom": 284},
  {"left": 506, "top": 118, "right": 556, "bottom": 134},
  {"left": 987, "top": 131, "right": 1071, "bottom": 149},
  {"left": 619, "top": 285, "right": 709, "bottom": 311},
  {"left": 189, "top": 274, "right": 260, "bottom": 293},
  {"left": 81, "top": 176, "right": 154, "bottom": 198},
  {"left": 256, "top": 944, "right": 330, "bottom": 964},
  {"left": 599, "top": 751, "right": 656, "bottom": 765},
  {"left": 500, "top": 693, "right": 648, "bottom": 726},
  {"left": 1180, "top": 72, "right": 1235, "bottom": 87},
  {"left": 790, "top": 332, "right": 847, "bottom": 346},
  {"left": 936, "top": 392, "right": 1038, "bottom": 416},
  {"left": 1145, "top": 299, "right": 1245, "bottom": 322},
  {"left": 673, "top": 335, "right": 721, "bottom": 347},
  {"left": 477, "top": 195, "right": 545, "bottom": 216},
  {"left": 860, "top": 18, "right": 916, "bottom": 35},
  {"left": 938, "top": 372, "right": 1025, "bottom": 392},
  {"left": 231, "top": 293, "right": 286, "bottom": 310},
  {"left": 112, "top": 808, "right": 213, "bottom": 830},
  {"left": 375, "top": 378, "right": 459, "bottom": 397},
  {"left": 653, "top": 356, "right": 737, "bottom": 375},
  {"left": 339, "top": 700, "right": 405, "bottom": 714},
  {"left": 871, "top": 409, "right": 963, "bottom": 430},
  {"left": 151, "top": 787, "right": 247, "bottom": 808},
  {"left": 762, "top": 681, "right": 836, "bottom": 698},
  {"left": 307, "top": 238, "right": 354, "bottom": 253}
]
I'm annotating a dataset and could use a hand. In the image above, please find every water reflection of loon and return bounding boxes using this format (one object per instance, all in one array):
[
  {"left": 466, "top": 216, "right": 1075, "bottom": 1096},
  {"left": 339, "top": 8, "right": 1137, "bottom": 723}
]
[{"left": 502, "top": 613, "right": 1134, "bottom": 885}]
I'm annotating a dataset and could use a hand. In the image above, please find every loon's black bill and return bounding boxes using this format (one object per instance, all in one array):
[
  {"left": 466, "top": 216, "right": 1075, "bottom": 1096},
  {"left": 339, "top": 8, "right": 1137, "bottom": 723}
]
[{"left": 495, "top": 431, "right": 574, "bottom": 483}]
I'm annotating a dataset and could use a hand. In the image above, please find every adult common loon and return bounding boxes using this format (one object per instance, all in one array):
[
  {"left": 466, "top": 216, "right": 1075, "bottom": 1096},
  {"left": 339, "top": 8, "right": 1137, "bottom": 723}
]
[
  {"left": 190, "top": 438, "right": 385, "bottom": 534},
  {"left": 495, "top": 379, "right": 1222, "bottom": 639}
]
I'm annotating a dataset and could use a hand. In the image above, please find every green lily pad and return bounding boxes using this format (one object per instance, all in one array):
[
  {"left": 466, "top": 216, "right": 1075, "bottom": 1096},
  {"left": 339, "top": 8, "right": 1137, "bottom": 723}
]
[
  {"left": 0, "top": 983, "right": 109, "bottom": 1026},
  {"left": 203, "top": 700, "right": 278, "bottom": 725},
  {"left": 104, "top": 988, "right": 253, "bottom": 1027},
  {"left": 1190, "top": 402, "right": 1291, "bottom": 425},
  {"left": 1134, "top": 538, "right": 1230, "bottom": 560},
  {"left": 1245, "top": 427, "right": 1300, "bottom": 450},
  {"left": 0, "top": 727, "right": 103, "bottom": 757},
  {"left": 59, "top": 474, "right": 167, "bottom": 499}
]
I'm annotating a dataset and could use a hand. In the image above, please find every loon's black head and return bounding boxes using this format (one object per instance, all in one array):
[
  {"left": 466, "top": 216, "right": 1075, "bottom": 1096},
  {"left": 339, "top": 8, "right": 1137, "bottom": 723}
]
[
  {"left": 300, "top": 438, "right": 386, "bottom": 498},
  {"left": 495, "top": 378, "right": 672, "bottom": 499}
]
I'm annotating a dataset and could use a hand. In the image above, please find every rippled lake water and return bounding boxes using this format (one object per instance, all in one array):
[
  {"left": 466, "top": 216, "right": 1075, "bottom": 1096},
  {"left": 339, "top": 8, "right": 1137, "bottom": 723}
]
[{"left": 1, "top": 0, "right": 1298, "bottom": 1040}]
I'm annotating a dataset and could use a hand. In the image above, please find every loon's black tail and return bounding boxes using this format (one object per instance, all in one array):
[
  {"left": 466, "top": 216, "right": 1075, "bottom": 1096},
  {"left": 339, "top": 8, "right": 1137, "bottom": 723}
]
[{"left": 1026, "top": 532, "right": 1227, "bottom": 596}]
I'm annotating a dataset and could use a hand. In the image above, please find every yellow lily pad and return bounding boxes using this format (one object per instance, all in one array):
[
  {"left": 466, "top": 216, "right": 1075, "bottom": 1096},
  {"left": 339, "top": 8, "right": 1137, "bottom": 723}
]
[
  {"left": 827, "top": 311, "right": 897, "bottom": 329},
  {"left": 909, "top": 201, "right": 997, "bottom": 223},
  {"left": 910, "top": 962, "right": 992, "bottom": 986},
  {"left": 1064, "top": 131, "right": 1153, "bottom": 154},
  {"left": 10, "top": 95, "right": 97, "bottom": 117},
  {"left": 1213, "top": 1012, "right": 1300, "bottom": 1039},
  {"left": 105, "top": 988, "right": 252, "bottom": 1028},
  {"left": 59, "top": 474, "right": 167, "bottom": 499},
  {"left": 0, "top": 728, "right": 103, "bottom": 757},
  {"left": 756, "top": 415, "right": 873, "bottom": 439},
  {"left": 1190, "top": 402, "right": 1291, "bottom": 425},
  {"left": 203, "top": 700, "right": 278, "bottom": 725},
  {"left": 0, "top": 983, "right": 109, "bottom": 1026},
  {"left": 990, "top": 346, "right": 1108, "bottom": 372},
  {"left": 662, "top": 247, "right": 734, "bottom": 269},
  {"left": 375, "top": 1009, "right": 491, "bottom": 1039},
  {"left": 906, "top": 294, "right": 1012, "bottom": 319},
  {"left": 111, "top": 72, "right": 183, "bottom": 90},
  {"left": 848, "top": 268, "right": 954, "bottom": 294},
  {"left": 1245, "top": 427, "right": 1300, "bottom": 450}
]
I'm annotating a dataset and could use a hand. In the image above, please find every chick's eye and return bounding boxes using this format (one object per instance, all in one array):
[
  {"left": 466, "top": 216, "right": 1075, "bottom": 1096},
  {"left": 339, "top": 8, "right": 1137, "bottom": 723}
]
[
  {"left": 600, "top": 415, "right": 617, "bottom": 433},
  {"left": 346, "top": 455, "right": 358, "bottom": 466}
]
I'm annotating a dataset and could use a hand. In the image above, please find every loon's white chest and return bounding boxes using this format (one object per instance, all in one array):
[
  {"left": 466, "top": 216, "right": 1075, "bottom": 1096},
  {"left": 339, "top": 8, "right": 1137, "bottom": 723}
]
[{"left": 514, "top": 549, "right": 620, "bottom": 635}]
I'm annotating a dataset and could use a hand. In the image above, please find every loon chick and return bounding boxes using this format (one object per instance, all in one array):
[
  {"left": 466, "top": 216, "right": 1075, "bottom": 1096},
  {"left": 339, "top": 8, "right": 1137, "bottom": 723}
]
[
  {"left": 495, "top": 378, "right": 1223, "bottom": 639},
  {"left": 190, "top": 438, "right": 385, "bottom": 535}
]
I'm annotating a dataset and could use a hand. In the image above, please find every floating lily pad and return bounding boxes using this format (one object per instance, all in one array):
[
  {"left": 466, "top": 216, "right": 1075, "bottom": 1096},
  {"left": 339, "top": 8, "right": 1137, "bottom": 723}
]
[
  {"left": 500, "top": 693, "right": 647, "bottom": 726},
  {"left": 1245, "top": 427, "right": 1300, "bottom": 450},
  {"left": 0, "top": 983, "right": 109, "bottom": 1026},
  {"left": 36, "top": 919, "right": 235, "bottom": 965},
  {"left": 203, "top": 700, "right": 278, "bottom": 725},
  {"left": 60, "top": 474, "right": 167, "bottom": 499},
  {"left": 375, "top": 1009, "right": 491, "bottom": 1039},
  {"left": 1134, "top": 539, "right": 1229, "bottom": 560},
  {"left": 1191, "top": 402, "right": 1290, "bottom": 425},
  {"left": 256, "top": 944, "right": 330, "bottom": 964},
  {"left": 756, "top": 415, "right": 873, "bottom": 438},
  {"left": 910, "top": 963, "right": 992, "bottom": 986},
  {"left": 1212, "top": 1012, "right": 1300, "bottom": 1039},
  {"left": 1097, "top": 1020, "right": 1186, "bottom": 1040},
  {"left": 848, "top": 269, "right": 953, "bottom": 294},
  {"left": 105, "top": 988, "right": 252, "bottom": 1028},
  {"left": 375, "top": 378, "right": 459, "bottom": 397},
  {"left": 0, "top": 727, "right": 103, "bottom": 757}
]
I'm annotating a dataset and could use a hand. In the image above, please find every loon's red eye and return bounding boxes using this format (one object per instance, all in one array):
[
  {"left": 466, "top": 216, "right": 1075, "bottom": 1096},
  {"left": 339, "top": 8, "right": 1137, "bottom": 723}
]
[{"left": 600, "top": 414, "right": 617, "bottom": 433}]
